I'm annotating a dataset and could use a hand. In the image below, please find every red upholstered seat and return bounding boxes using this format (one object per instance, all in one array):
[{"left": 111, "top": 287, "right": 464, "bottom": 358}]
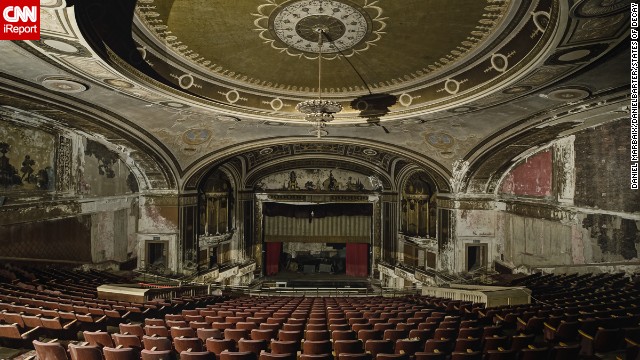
[
  {"left": 180, "top": 350, "right": 217, "bottom": 360},
  {"left": 33, "top": 340, "right": 69, "bottom": 360},
  {"left": 142, "top": 336, "right": 172, "bottom": 351},
  {"left": 141, "top": 349, "right": 174, "bottom": 360},
  {"left": 260, "top": 352, "right": 296, "bottom": 360},
  {"left": 83, "top": 330, "right": 115, "bottom": 348},
  {"left": 69, "top": 343, "right": 103, "bottom": 360},
  {"left": 103, "top": 346, "right": 140, "bottom": 360},
  {"left": 220, "top": 350, "right": 258, "bottom": 360},
  {"left": 271, "top": 340, "right": 299, "bottom": 354},
  {"left": 302, "top": 340, "right": 332, "bottom": 355}
]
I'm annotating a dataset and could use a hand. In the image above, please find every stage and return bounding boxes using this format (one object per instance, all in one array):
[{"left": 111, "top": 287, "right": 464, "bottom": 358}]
[{"left": 255, "top": 271, "right": 378, "bottom": 291}]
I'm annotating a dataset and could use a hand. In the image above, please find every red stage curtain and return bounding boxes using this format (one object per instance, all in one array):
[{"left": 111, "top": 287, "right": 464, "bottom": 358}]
[
  {"left": 265, "top": 242, "right": 281, "bottom": 275},
  {"left": 346, "top": 243, "right": 368, "bottom": 277}
]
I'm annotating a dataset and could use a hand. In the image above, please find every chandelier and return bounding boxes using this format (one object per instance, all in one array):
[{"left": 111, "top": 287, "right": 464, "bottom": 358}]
[{"left": 295, "top": 29, "right": 342, "bottom": 138}]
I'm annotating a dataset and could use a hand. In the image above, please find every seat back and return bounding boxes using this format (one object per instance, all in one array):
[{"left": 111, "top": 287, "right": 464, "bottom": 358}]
[
  {"left": 339, "top": 354, "right": 372, "bottom": 360},
  {"left": 449, "top": 351, "right": 481, "bottom": 360},
  {"left": 84, "top": 330, "right": 115, "bottom": 348},
  {"left": 206, "top": 338, "right": 237, "bottom": 354},
  {"left": 172, "top": 326, "right": 196, "bottom": 339},
  {"left": 302, "top": 340, "right": 332, "bottom": 355},
  {"left": 180, "top": 350, "right": 216, "bottom": 360},
  {"left": 141, "top": 349, "right": 174, "bottom": 360},
  {"left": 102, "top": 346, "right": 140, "bottom": 360},
  {"left": 225, "top": 328, "right": 249, "bottom": 342},
  {"left": 174, "top": 337, "right": 204, "bottom": 353},
  {"left": 484, "top": 349, "right": 516, "bottom": 360},
  {"left": 305, "top": 330, "right": 330, "bottom": 341},
  {"left": 142, "top": 336, "right": 172, "bottom": 351},
  {"left": 198, "top": 328, "right": 223, "bottom": 342},
  {"left": 270, "top": 340, "right": 299, "bottom": 354},
  {"left": 364, "top": 339, "right": 394, "bottom": 357},
  {"left": 68, "top": 344, "right": 102, "bottom": 360},
  {"left": 593, "top": 327, "right": 621, "bottom": 352},
  {"left": 549, "top": 343, "right": 580, "bottom": 360},
  {"left": 518, "top": 346, "right": 549, "bottom": 360},
  {"left": 238, "top": 339, "right": 268, "bottom": 356},
  {"left": 394, "top": 339, "right": 421, "bottom": 356},
  {"left": 220, "top": 350, "right": 258, "bottom": 360},
  {"left": 112, "top": 333, "right": 143, "bottom": 349},
  {"left": 145, "top": 325, "right": 170, "bottom": 337},
  {"left": 260, "top": 352, "right": 296, "bottom": 360},
  {"left": 33, "top": 340, "right": 69, "bottom": 360},
  {"left": 334, "top": 339, "right": 364, "bottom": 356},
  {"left": 119, "top": 323, "right": 145, "bottom": 338}
]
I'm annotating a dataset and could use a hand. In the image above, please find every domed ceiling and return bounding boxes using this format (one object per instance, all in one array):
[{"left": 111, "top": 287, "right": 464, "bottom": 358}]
[
  {"left": 132, "top": 0, "right": 556, "bottom": 121},
  {"left": 0, "top": 0, "right": 632, "bottom": 191}
]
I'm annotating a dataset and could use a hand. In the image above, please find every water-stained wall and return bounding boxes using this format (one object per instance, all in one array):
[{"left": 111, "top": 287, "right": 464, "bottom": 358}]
[
  {"left": 0, "top": 121, "right": 56, "bottom": 193},
  {"left": 0, "top": 118, "right": 140, "bottom": 265},
  {"left": 494, "top": 119, "right": 640, "bottom": 273},
  {"left": 499, "top": 150, "right": 553, "bottom": 198},
  {"left": 574, "top": 120, "right": 638, "bottom": 213}
]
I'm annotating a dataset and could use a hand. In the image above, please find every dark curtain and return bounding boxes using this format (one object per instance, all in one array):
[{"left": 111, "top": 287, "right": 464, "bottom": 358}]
[
  {"left": 346, "top": 243, "right": 369, "bottom": 277},
  {"left": 265, "top": 242, "right": 281, "bottom": 275}
]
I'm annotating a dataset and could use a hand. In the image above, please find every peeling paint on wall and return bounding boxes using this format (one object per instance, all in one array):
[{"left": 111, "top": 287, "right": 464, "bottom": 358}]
[
  {"left": 574, "top": 119, "right": 639, "bottom": 213},
  {"left": 456, "top": 210, "right": 496, "bottom": 237},
  {"left": 580, "top": 214, "right": 639, "bottom": 261},
  {"left": 138, "top": 195, "right": 179, "bottom": 234},
  {"left": 553, "top": 136, "right": 575, "bottom": 204},
  {"left": 0, "top": 120, "right": 56, "bottom": 192}
]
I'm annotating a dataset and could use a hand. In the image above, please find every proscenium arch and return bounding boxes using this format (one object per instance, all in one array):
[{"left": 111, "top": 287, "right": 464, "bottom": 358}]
[{"left": 181, "top": 137, "right": 453, "bottom": 193}]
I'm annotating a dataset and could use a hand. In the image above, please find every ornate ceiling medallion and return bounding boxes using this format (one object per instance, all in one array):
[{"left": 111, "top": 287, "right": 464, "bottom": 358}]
[{"left": 254, "top": 0, "right": 385, "bottom": 59}]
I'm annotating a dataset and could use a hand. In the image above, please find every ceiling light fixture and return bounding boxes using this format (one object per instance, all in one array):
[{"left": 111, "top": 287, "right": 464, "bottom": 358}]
[{"left": 295, "top": 29, "right": 342, "bottom": 138}]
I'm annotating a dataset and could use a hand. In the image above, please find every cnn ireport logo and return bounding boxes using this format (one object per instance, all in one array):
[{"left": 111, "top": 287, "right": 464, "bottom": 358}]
[{"left": 0, "top": 0, "right": 40, "bottom": 40}]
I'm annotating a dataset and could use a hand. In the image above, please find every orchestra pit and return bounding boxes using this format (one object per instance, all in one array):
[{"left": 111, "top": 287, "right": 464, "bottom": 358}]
[{"left": 0, "top": 0, "right": 638, "bottom": 359}]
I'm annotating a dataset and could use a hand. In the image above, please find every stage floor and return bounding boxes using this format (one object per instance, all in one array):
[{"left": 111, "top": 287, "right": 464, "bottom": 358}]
[{"left": 258, "top": 271, "right": 375, "bottom": 289}]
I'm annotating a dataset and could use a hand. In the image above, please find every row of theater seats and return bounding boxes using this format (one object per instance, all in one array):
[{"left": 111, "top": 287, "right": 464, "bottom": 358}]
[
  {"left": 1, "top": 265, "right": 640, "bottom": 359},
  {"left": 0, "top": 264, "right": 224, "bottom": 359},
  {"left": 13, "top": 289, "right": 640, "bottom": 360}
]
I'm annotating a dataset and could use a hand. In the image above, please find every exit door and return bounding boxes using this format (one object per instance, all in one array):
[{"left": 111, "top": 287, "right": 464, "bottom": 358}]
[{"left": 466, "top": 243, "right": 488, "bottom": 271}]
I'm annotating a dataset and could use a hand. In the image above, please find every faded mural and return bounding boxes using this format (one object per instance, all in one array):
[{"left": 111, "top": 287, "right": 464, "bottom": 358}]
[
  {"left": 78, "top": 139, "right": 138, "bottom": 197},
  {"left": 0, "top": 120, "right": 139, "bottom": 264},
  {"left": 255, "top": 168, "right": 381, "bottom": 192},
  {"left": 0, "top": 121, "right": 55, "bottom": 192}
]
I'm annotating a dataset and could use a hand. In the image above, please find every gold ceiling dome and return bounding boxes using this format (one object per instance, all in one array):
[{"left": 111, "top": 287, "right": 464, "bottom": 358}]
[{"left": 131, "top": 0, "right": 564, "bottom": 123}]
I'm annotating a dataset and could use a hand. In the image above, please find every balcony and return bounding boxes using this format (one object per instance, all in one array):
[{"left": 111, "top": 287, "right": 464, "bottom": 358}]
[{"left": 199, "top": 232, "right": 233, "bottom": 247}]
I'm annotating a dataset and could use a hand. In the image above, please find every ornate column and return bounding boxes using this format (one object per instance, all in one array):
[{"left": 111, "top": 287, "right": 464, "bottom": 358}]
[{"left": 381, "top": 192, "right": 399, "bottom": 263}]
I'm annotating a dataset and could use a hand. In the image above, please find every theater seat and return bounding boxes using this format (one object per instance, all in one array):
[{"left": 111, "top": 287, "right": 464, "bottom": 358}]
[
  {"left": 33, "top": 340, "right": 69, "bottom": 360},
  {"left": 260, "top": 353, "right": 296, "bottom": 360},
  {"left": 302, "top": 340, "right": 332, "bottom": 355},
  {"left": 181, "top": 350, "right": 216, "bottom": 360},
  {"left": 68, "top": 343, "right": 103, "bottom": 360},
  {"left": 175, "top": 337, "right": 205, "bottom": 353},
  {"left": 141, "top": 348, "right": 175, "bottom": 360},
  {"left": 579, "top": 327, "right": 621, "bottom": 356},
  {"left": 270, "top": 340, "right": 299, "bottom": 354},
  {"left": 84, "top": 330, "right": 116, "bottom": 348},
  {"left": 220, "top": 350, "right": 258, "bottom": 360},
  {"left": 103, "top": 346, "right": 140, "bottom": 360},
  {"left": 339, "top": 353, "right": 372, "bottom": 360},
  {"left": 143, "top": 336, "right": 172, "bottom": 351}
]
